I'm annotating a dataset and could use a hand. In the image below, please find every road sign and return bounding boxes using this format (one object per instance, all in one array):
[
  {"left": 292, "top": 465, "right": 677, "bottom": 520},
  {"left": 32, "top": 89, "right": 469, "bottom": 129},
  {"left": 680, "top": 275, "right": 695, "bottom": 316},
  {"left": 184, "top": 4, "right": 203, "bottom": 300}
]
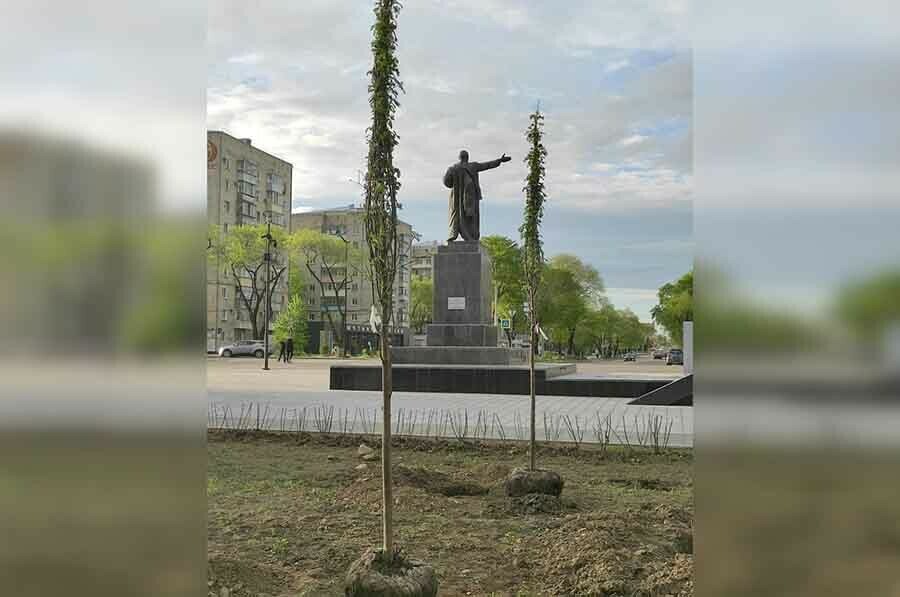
[{"left": 500, "top": 318, "right": 510, "bottom": 329}]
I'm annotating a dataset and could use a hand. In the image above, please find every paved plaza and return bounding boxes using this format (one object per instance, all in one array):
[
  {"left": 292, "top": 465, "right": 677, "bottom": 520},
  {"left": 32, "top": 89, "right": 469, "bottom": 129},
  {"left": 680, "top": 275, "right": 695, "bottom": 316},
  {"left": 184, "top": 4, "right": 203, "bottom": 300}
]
[{"left": 208, "top": 356, "right": 692, "bottom": 447}]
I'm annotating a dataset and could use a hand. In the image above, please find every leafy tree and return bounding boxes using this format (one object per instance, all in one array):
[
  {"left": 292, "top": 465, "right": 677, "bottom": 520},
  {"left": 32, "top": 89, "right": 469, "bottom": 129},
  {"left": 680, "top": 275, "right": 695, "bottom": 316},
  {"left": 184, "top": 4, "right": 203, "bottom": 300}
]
[
  {"left": 520, "top": 106, "right": 547, "bottom": 471},
  {"left": 364, "top": 0, "right": 404, "bottom": 559},
  {"left": 550, "top": 254, "right": 604, "bottom": 301},
  {"left": 639, "top": 322, "right": 658, "bottom": 351},
  {"left": 571, "top": 302, "right": 616, "bottom": 358},
  {"left": 480, "top": 236, "right": 525, "bottom": 336},
  {"left": 616, "top": 308, "right": 645, "bottom": 351},
  {"left": 651, "top": 270, "right": 693, "bottom": 346},
  {"left": 289, "top": 228, "right": 365, "bottom": 352},
  {"left": 541, "top": 255, "right": 604, "bottom": 355},
  {"left": 538, "top": 264, "right": 586, "bottom": 356},
  {"left": 208, "top": 223, "right": 288, "bottom": 341},
  {"left": 409, "top": 274, "right": 433, "bottom": 333},
  {"left": 273, "top": 295, "right": 308, "bottom": 350}
]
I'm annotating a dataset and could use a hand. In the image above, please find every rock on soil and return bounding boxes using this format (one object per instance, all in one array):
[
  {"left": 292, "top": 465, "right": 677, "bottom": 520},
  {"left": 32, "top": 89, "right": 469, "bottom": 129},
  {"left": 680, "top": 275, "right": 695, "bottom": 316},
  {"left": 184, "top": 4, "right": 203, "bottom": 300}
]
[
  {"left": 345, "top": 547, "right": 438, "bottom": 597},
  {"left": 504, "top": 468, "right": 564, "bottom": 497},
  {"left": 357, "top": 443, "right": 375, "bottom": 458}
]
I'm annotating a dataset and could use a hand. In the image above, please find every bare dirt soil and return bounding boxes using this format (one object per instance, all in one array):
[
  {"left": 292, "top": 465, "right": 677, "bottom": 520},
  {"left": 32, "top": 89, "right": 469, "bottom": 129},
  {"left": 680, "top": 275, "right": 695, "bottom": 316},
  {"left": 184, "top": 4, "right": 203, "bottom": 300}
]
[{"left": 208, "top": 431, "right": 693, "bottom": 596}]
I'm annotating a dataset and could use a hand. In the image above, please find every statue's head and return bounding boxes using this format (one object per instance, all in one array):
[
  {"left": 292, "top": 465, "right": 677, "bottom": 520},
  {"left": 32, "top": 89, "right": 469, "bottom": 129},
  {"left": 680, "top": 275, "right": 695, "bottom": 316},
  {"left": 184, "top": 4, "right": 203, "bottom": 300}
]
[{"left": 458, "top": 149, "right": 469, "bottom": 163}]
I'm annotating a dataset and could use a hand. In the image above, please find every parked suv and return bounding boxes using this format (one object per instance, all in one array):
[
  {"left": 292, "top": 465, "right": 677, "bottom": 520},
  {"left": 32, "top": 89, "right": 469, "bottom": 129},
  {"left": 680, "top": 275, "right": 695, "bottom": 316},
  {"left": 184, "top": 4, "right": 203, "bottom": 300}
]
[
  {"left": 218, "top": 340, "right": 273, "bottom": 358},
  {"left": 666, "top": 349, "right": 683, "bottom": 366},
  {"left": 652, "top": 348, "right": 667, "bottom": 359}
]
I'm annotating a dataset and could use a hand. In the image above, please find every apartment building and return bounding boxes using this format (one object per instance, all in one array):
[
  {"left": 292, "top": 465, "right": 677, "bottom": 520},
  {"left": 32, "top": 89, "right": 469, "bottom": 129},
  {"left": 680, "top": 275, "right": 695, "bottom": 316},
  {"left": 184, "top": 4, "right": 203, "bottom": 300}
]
[
  {"left": 290, "top": 205, "right": 415, "bottom": 352},
  {"left": 207, "top": 131, "right": 292, "bottom": 351},
  {"left": 410, "top": 241, "right": 439, "bottom": 279}
]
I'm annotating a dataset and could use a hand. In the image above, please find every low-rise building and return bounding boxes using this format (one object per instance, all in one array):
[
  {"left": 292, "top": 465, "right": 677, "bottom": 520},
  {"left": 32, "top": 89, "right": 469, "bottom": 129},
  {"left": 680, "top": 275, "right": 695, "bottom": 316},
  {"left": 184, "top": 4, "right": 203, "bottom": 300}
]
[
  {"left": 410, "top": 241, "right": 439, "bottom": 279},
  {"left": 290, "top": 205, "right": 415, "bottom": 353}
]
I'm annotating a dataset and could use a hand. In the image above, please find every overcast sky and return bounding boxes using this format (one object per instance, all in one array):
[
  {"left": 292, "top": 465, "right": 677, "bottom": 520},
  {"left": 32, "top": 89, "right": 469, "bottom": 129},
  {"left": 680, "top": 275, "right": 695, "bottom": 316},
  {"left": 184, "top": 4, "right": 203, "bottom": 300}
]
[{"left": 208, "top": 0, "right": 694, "bottom": 321}]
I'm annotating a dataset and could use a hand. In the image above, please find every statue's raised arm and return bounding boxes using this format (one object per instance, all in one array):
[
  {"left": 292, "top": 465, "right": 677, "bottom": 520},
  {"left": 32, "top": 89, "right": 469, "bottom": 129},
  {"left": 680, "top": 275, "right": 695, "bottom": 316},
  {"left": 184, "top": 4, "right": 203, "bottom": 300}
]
[{"left": 474, "top": 152, "right": 512, "bottom": 172}]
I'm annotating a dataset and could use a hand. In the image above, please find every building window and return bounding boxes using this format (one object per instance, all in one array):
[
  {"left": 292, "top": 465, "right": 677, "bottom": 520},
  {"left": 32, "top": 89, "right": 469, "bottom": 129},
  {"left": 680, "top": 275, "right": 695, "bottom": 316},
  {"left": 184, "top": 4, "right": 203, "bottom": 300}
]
[
  {"left": 222, "top": 287, "right": 227, "bottom": 298},
  {"left": 352, "top": 298, "right": 358, "bottom": 305},
  {"left": 225, "top": 180, "right": 229, "bottom": 191},
  {"left": 224, "top": 200, "right": 230, "bottom": 213},
  {"left": 309, "top": 313, "right": 316, "bottom": 321},
  {"left": 236, "top": 180, "right": 257, "bottom": 197},
  {"left": 351, "top": 283, "right": 359, "bottom": 291},
  {"left": 351, "top": 313, "right": 358, "bottom": 321},
  {"left": 239, "top": 200, "right": 256, "bottom": 219},
  {"left": 308, "top": 297, "right": 314, "bottom": 305},
  {"left": 266, "top": 173, "right": 285, "bottom": 194},
  {"left": 223, "top": 223, "right": 228, "bottom": 233},
  {"left": 223, "top": 157, "right": 230, "bottom": 171}
]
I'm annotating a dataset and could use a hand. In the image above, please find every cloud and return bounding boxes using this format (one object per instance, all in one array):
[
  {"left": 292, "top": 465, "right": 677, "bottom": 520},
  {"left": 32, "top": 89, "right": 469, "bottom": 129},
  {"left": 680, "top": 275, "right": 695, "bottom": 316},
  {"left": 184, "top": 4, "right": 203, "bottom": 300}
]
[
  {"left": 227, "top": 52, "right": 265, "bottom": 65},
  {"left": 207, "top": 1, "right": 693, "bottom": 216},
  {"left": 693, "top": 1, "right": 898, "bottom": 210},
  {"left": 621, "top": 134, "right": 647, "bottom": 146},
  {"left": 605, "top": 287, "right": 660, "bottom": 301}
]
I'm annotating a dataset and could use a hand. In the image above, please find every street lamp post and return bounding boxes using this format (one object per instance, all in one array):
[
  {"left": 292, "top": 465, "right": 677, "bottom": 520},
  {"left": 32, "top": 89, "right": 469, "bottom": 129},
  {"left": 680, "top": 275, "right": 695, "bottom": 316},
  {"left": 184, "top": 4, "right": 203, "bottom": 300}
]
[
  {"left": 337, "top": 232, "right": 350, "bottom": 358},
  {"left": 261, "top": 220, "right": 277, "bottom": 371}
]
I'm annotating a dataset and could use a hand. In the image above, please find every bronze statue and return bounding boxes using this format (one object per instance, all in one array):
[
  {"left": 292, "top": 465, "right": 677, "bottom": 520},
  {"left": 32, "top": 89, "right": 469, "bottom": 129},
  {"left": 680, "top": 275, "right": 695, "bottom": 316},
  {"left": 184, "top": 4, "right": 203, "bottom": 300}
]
[{"left": 444, "top": 149, "right": 511, "bottom": 242}]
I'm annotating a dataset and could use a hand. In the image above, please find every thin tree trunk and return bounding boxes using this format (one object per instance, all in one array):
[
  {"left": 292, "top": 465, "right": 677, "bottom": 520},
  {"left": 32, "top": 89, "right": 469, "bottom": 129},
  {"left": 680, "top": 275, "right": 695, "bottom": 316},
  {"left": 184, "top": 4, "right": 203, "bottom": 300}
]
[
  {"left": 250, "top": 306, "right": 261, "bottom": 340},
  {"left": 529, "top": 317, "right": 536, "bottom": 471},
  {"left": 380, "top": 329, "right": 393, "bottom": 555}
]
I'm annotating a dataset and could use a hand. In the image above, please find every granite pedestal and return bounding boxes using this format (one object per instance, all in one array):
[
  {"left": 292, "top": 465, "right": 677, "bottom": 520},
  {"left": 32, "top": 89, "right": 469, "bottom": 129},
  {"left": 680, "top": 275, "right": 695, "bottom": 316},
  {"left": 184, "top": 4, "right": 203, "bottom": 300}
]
[
  {"left": 392, "top": 345, "right": 526, "bottom": 366},
  {"left": 335, "top": 241, "right": 540, "bottom": 393},
  {"left": 394, "top": 240, "right": 527, "bottom": 366}
]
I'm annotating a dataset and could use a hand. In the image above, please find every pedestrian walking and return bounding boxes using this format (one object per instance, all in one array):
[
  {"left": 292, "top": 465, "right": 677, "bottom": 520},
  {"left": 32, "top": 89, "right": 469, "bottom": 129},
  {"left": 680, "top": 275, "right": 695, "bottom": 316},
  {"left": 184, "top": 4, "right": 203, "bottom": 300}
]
[
  {"left": 286, "top": 337, "right": 294, "bottom": 362},
  {"left": 277, "top": 340, "right": 286, "bottom": 363}
]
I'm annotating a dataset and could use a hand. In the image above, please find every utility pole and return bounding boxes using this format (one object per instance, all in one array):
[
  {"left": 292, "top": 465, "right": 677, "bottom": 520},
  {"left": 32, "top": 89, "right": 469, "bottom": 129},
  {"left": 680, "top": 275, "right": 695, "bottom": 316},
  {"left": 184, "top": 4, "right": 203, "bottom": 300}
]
[
  {"left": 337, "top": 232, "right": 350, "bottom": 358},
  {"left": 262, "top": 219, "right": 277, "bottom": 371}
]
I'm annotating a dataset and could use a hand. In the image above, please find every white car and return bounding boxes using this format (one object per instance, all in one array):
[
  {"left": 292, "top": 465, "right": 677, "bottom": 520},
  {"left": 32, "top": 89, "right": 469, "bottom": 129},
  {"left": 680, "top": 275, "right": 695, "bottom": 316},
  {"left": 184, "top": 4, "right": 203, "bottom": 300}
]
[{"left": 218, "top": 340, "right": 273, "bottom": 358}]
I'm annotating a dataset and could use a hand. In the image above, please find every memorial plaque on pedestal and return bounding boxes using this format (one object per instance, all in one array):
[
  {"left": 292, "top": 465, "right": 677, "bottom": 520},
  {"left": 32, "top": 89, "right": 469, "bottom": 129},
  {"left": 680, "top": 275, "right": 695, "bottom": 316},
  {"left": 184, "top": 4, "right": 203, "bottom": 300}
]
[{"left": 448, "top": 296, "right": 466, "bottom": 310}]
